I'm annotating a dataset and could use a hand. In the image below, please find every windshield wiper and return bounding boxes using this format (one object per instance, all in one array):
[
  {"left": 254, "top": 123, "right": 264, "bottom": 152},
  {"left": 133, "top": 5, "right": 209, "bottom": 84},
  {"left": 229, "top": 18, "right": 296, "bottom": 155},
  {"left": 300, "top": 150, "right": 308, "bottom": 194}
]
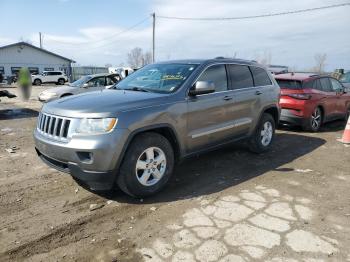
[{"left": 126, "top": 87, "right": 150, "bottom": 92}]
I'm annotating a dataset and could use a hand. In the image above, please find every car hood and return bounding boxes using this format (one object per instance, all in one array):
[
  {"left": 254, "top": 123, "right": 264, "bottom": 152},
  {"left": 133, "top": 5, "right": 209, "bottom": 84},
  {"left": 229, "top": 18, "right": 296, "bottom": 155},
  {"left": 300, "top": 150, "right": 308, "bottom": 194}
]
[
  {"left": 42, "top": 89, "right": 170, "bottom": 118},
  {"left": 41, "top": 85, "right": 77, "bottom": 95}
]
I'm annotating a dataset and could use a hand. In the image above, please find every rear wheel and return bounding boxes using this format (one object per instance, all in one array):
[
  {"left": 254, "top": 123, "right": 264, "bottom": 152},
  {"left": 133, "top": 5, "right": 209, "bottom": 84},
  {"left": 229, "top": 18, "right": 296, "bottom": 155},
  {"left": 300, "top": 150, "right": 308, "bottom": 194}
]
[
  {"left": 117, "top": 133, "right": 174, "bottom": 198},
  {"left": 57, "top": 78, "right": 65, "bottom": 85},
  {"left": 249, "top": 113, "right": 275, "bottom": 153},
  {"left": 34, "top": 79, "right": 42, "bottom": 86},
  {"left": 304, "top": 107, "right": 322, "bottom": 132}
]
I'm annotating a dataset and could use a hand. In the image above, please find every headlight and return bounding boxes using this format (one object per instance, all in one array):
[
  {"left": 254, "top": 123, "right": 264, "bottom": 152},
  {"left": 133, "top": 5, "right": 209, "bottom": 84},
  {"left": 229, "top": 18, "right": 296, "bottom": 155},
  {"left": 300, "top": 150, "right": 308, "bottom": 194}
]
[{"left": 76, "top": 118, "right": 117, "bottom": 134}]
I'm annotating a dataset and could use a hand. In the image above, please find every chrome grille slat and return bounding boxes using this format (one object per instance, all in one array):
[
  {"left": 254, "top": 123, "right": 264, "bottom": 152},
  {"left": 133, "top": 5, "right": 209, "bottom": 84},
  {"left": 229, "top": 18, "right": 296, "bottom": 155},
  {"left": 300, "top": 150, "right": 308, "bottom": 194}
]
[
  {"left": 59, "top": 119, "right": 66, "bottom": 137},
  {"left": 36, "top": 113, "right": 71, "bottom": 141},
  {"left": 53, "top": 118, "right": 59, "bottom": 136},
  {"left": 48, "top": 117, "right": 53, "bottom": 135},
  {"left": 40, "top": 114, "right": 46, "bottom": 130}
]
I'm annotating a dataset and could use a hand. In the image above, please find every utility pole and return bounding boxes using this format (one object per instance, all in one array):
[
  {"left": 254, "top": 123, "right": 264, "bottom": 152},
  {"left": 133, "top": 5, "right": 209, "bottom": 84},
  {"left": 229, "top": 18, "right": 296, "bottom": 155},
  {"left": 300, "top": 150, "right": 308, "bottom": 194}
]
[
  {"left": 152, "top": 12, "right": 155, "bottom": 63},
  {"left": 39, "top": 32, "right": 42, "bottom": 48}
]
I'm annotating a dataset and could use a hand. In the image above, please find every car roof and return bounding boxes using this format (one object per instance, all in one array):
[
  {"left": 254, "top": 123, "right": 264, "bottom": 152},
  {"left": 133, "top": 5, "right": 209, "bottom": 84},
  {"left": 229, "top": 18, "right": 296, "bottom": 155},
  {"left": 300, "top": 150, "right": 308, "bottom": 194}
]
[
  {"left": 274, "top": 72, "right": 320, "bottom": 81},
  {"left": 86, "top": 73, "right": 117, "bottom": 77},
  {"left": 156, "top": 58, "right": 259, "bottom": 66}
]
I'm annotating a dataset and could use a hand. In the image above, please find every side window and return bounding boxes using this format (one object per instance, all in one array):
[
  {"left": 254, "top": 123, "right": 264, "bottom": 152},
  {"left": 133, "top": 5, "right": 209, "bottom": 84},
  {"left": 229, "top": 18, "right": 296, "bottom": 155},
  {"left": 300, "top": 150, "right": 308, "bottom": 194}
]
[
  {"left": 106, "top": 76, "right": 116, "bottom": 85},
  {"left": 330, "top": 78, "right": 343, "bottom": 92},
  {"left": 312, "top": 79, "right": 322, "bottom": 91},
  {"left": 227, "top": 65, "right": 253, "bottom": 89},
  {"left": 250, "top": 66, "right": 272, "bottom": 86},
  {"left": 197, "top": 64, "right": 228, "bottom": 92},
  {"left": 88, "top": 76, "right": 105, "bottom": 87},
  {"left": 319, "top": 78, "right": 332, "bottom": 92}
]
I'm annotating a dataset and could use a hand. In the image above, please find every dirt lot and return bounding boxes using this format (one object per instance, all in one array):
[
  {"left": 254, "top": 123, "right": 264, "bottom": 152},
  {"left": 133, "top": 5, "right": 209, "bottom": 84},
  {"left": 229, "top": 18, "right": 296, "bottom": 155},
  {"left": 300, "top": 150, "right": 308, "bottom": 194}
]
[{"left": 0, "top": 86, "right": 350, "bottom": 262}]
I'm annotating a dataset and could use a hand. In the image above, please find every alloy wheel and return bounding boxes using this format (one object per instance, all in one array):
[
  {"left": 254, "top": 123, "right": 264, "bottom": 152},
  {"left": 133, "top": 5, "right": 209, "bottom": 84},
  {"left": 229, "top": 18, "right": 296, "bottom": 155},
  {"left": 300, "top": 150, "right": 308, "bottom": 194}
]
[
  {"left": 260, "top": 121, "right": 273, "bottom": 146},
  {"left": 311, "top": 108, "right": 322, "bottom": 130},
  {"left": 135, "top": 147, "right": 167, "bottom": 186}
]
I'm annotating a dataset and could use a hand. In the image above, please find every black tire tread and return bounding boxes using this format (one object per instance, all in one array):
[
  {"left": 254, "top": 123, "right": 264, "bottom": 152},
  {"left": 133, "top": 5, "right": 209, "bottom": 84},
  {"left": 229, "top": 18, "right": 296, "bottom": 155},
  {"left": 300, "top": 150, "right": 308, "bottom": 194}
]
[
  {"left": 117, "top": 132, "right": 174, "bottom": 198},
  {"left": 249, "top": 113, "right": 275, "bottom": 154}
]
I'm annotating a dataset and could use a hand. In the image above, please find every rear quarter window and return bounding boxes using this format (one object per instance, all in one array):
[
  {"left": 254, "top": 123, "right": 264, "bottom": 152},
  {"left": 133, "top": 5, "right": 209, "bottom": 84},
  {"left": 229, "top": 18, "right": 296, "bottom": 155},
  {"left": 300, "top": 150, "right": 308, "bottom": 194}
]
[{"left": 250, "top": 66, "right": 272, "bottom": 86}]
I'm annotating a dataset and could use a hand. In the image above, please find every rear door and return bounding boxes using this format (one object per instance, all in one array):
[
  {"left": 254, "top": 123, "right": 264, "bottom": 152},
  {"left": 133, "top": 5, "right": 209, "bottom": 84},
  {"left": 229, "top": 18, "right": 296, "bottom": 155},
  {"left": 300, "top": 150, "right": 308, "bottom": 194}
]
[
  {"left": 186, "top": 64, "right": 234, "bottom": 152},
  {"left": 226, "top": 64, "right": 257, "bottom": 135}
]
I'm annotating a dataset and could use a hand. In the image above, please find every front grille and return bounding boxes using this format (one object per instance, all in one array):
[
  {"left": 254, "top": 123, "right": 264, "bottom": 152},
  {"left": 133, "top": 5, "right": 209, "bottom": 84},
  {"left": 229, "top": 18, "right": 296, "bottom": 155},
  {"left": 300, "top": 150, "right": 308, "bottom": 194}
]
[{"left": 37, "top": 112, "right": 71, "bottom": 141}]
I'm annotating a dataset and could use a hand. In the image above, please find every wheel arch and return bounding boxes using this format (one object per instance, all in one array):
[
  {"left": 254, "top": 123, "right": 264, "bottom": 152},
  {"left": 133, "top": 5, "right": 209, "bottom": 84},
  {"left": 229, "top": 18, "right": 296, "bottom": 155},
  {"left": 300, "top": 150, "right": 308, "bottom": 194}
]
[
  {"left": 263, "top": 105, "right": 280, "bottom": 125},
  {"left": 60, "top": 93, "right": 73, "bottom": 98},
  {"left": 117, "top": 124, "right": 182, "bottom": 171}
]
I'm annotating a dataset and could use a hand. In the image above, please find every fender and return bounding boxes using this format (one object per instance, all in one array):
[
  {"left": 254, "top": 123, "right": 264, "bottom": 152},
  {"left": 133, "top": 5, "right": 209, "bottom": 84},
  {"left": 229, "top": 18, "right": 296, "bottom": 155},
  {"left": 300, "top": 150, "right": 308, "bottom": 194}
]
[{"left": 112, "top": 123, "right": 183, "bottom": 179}]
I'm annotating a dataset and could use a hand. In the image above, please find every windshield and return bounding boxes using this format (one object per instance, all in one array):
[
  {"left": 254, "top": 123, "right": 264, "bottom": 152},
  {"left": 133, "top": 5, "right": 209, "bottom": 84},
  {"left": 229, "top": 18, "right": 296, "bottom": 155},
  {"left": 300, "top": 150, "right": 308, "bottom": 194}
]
[
  {"left": 69, "top": 75, "right": 93, "bottom": 87},
  {"left": 276, "top": 79, "right": 302, "bottom": 89},
  {"left": 116, "top": 63, "right": 198, "bottom": 93}
]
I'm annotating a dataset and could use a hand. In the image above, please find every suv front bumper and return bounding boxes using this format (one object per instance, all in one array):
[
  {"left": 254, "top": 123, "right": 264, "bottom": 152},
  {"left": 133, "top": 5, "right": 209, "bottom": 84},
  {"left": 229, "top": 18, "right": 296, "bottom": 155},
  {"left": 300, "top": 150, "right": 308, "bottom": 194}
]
[{"left": 34, "top": 128, "right": 130, "bottom": 190}]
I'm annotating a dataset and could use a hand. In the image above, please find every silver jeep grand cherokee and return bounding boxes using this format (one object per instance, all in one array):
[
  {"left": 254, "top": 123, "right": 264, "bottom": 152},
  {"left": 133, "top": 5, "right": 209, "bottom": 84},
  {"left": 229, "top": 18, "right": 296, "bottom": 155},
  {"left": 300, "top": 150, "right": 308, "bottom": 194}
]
[{"left": 34, "top": 58, "right": 280, "bottom": 197}]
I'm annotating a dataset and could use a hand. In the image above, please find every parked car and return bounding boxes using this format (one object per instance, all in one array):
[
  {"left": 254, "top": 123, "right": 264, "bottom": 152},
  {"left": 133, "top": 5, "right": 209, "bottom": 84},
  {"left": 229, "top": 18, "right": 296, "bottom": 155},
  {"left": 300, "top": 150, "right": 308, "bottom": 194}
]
[
  {"left": 38, "top": 73, "right": 120, "bottom": 102},
  {"left": 32, "top": 71, "right": 68, "bottom": 86},
  {"left": 276, "top": 73, "right": 350, "bottom": 131},
  {"left": 339, "top": 72, "right": 350, "bottom": 91},
  {"left": 34, "top": 58, "right": 280, "bottom": 197}
]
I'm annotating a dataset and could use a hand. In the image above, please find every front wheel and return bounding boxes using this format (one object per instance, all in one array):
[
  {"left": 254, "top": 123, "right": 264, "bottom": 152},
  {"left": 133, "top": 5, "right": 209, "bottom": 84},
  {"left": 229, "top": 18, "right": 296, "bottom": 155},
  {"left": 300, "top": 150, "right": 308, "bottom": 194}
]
[
  {"left": 117, "top": 133, "right": 174, "bottom": 198},
  {"left": 249, "top": 113, "right": 275, "bottom": 153}
]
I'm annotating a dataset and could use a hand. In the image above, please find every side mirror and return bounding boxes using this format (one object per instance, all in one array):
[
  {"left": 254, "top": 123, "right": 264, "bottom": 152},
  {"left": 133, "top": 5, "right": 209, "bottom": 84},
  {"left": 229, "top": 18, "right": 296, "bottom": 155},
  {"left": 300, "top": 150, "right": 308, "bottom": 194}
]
[
  {"left": 189, "top": 81, "right": 215, "bottom": 96},
  {"left": 82, "top": 83, "right": 89, "bottom": 88}
]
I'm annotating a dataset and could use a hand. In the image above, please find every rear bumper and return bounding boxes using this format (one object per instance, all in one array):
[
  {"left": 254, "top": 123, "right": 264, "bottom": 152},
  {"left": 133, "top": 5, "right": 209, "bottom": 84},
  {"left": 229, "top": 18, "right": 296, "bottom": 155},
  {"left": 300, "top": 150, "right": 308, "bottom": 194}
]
[{"left": 280, "top": 109, "right": 309, "bottom": 126}]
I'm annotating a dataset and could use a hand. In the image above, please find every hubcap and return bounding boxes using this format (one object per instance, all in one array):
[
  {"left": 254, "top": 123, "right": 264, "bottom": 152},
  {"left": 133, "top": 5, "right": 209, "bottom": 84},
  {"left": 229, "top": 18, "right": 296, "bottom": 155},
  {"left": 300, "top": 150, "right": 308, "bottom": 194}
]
[
  {"left": 135, "top": 147, "right": 166, "bottom": 186},
  {"left": 260, "top": 121, "right": 273, "bottom": 146},
  {"left": 311, "top": 108, "right": 321, "bottom": 130}
]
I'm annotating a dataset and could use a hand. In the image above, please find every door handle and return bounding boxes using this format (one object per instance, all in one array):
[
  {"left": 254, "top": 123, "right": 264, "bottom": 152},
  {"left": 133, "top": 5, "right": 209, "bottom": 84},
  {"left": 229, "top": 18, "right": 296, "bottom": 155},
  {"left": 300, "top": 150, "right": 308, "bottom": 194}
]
[
  {"left": 255, "top": 90, "right": 262, "bottom": 95},
  {"left": 223, "top": 96, "right": 233, "bottom": 101}
]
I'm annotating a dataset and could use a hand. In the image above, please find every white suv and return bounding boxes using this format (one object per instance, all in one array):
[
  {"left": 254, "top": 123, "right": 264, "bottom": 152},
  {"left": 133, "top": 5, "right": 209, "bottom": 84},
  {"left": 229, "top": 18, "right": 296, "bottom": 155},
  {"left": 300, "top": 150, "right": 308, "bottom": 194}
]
[{"left": 32, "top": 71, "right": 68, "bottom": 86}]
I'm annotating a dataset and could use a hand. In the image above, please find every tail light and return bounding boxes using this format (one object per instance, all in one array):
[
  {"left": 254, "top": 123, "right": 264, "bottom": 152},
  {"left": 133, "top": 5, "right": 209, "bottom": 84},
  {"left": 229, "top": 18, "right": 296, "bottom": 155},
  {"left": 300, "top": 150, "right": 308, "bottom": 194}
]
[{"left": 287, "top": 93, "right": 311, "bottom": 100}]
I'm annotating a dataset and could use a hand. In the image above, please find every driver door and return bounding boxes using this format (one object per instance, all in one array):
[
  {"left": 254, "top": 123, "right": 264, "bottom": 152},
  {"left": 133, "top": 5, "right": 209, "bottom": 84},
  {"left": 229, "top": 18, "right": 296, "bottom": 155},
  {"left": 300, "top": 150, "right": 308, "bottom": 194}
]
[{"left": 186, "top": 64, "right": 235, "bottom": 153}]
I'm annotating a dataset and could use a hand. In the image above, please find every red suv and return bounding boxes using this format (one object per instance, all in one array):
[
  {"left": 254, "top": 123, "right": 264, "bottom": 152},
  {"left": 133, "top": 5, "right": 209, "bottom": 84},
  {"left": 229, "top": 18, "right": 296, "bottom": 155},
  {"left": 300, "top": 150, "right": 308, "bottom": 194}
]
[{"left": 275, "top": 73, "right": 350, "bottom": 131}]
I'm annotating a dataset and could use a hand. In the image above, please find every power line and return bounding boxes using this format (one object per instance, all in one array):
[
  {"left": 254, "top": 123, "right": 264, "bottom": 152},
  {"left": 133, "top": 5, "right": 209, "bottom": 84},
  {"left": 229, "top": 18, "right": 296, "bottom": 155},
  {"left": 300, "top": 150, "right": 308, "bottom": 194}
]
[
  {"left": 49, "top": 16, "right": 150, "bottom": 46},
  {"left": 157, "top": 2, "right": 350, "bottom": 21}
]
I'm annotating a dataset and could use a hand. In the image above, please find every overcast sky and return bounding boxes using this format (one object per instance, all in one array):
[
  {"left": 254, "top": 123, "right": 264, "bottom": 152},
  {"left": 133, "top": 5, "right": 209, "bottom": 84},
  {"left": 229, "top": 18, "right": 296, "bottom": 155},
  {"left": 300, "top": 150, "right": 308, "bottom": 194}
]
[{"left": 0, "top": 0, "right": 349, "bottom": 71}]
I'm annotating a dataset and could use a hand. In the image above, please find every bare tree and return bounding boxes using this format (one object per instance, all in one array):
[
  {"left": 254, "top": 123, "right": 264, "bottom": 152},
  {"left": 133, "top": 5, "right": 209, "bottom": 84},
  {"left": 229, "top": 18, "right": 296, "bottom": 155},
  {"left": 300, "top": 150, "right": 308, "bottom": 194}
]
[
  {"left": 313, "top": 53, "right": 327, "bottom": 73},
  {"left": 127, "top": 47, "right": 143, "bottom": 68},
  {"left": 143, "top": 51, "right": 152, "bottom": 65},
  {"left": 105, "top": 63, "right": 113, "bottom": 68},
  {"left": 253, "top": 51, "right": 272, "bottom": 65},
  {"left": 127, "top": 48, "right": 153, "bottom": 68}
]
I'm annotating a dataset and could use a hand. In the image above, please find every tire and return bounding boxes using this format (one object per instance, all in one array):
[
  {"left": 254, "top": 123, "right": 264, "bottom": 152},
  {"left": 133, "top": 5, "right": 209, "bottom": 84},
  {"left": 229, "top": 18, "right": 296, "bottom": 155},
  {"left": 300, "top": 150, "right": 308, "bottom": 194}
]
[
  {"left": 57, "top": 78, "right": 65, "bottom": 85},
  {"left": 34, "top": 79, "right": 42, "bottom": 86},
  {"left": 117, "top": 132, "right": 174, "bottom": 198},
  {"left": 303, "top": 107, "right": 322, "bottom": 132},
  {"left": 249, "top": 113, "right": 275, "bottom": 153}
]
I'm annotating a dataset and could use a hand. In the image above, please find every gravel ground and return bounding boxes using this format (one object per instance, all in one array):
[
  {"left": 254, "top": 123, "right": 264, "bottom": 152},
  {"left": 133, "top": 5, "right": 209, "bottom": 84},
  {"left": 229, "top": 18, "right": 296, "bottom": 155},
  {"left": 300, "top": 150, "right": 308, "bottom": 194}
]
[{"left": 0, "top": 86, "right": 349, "bottom": 262}]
